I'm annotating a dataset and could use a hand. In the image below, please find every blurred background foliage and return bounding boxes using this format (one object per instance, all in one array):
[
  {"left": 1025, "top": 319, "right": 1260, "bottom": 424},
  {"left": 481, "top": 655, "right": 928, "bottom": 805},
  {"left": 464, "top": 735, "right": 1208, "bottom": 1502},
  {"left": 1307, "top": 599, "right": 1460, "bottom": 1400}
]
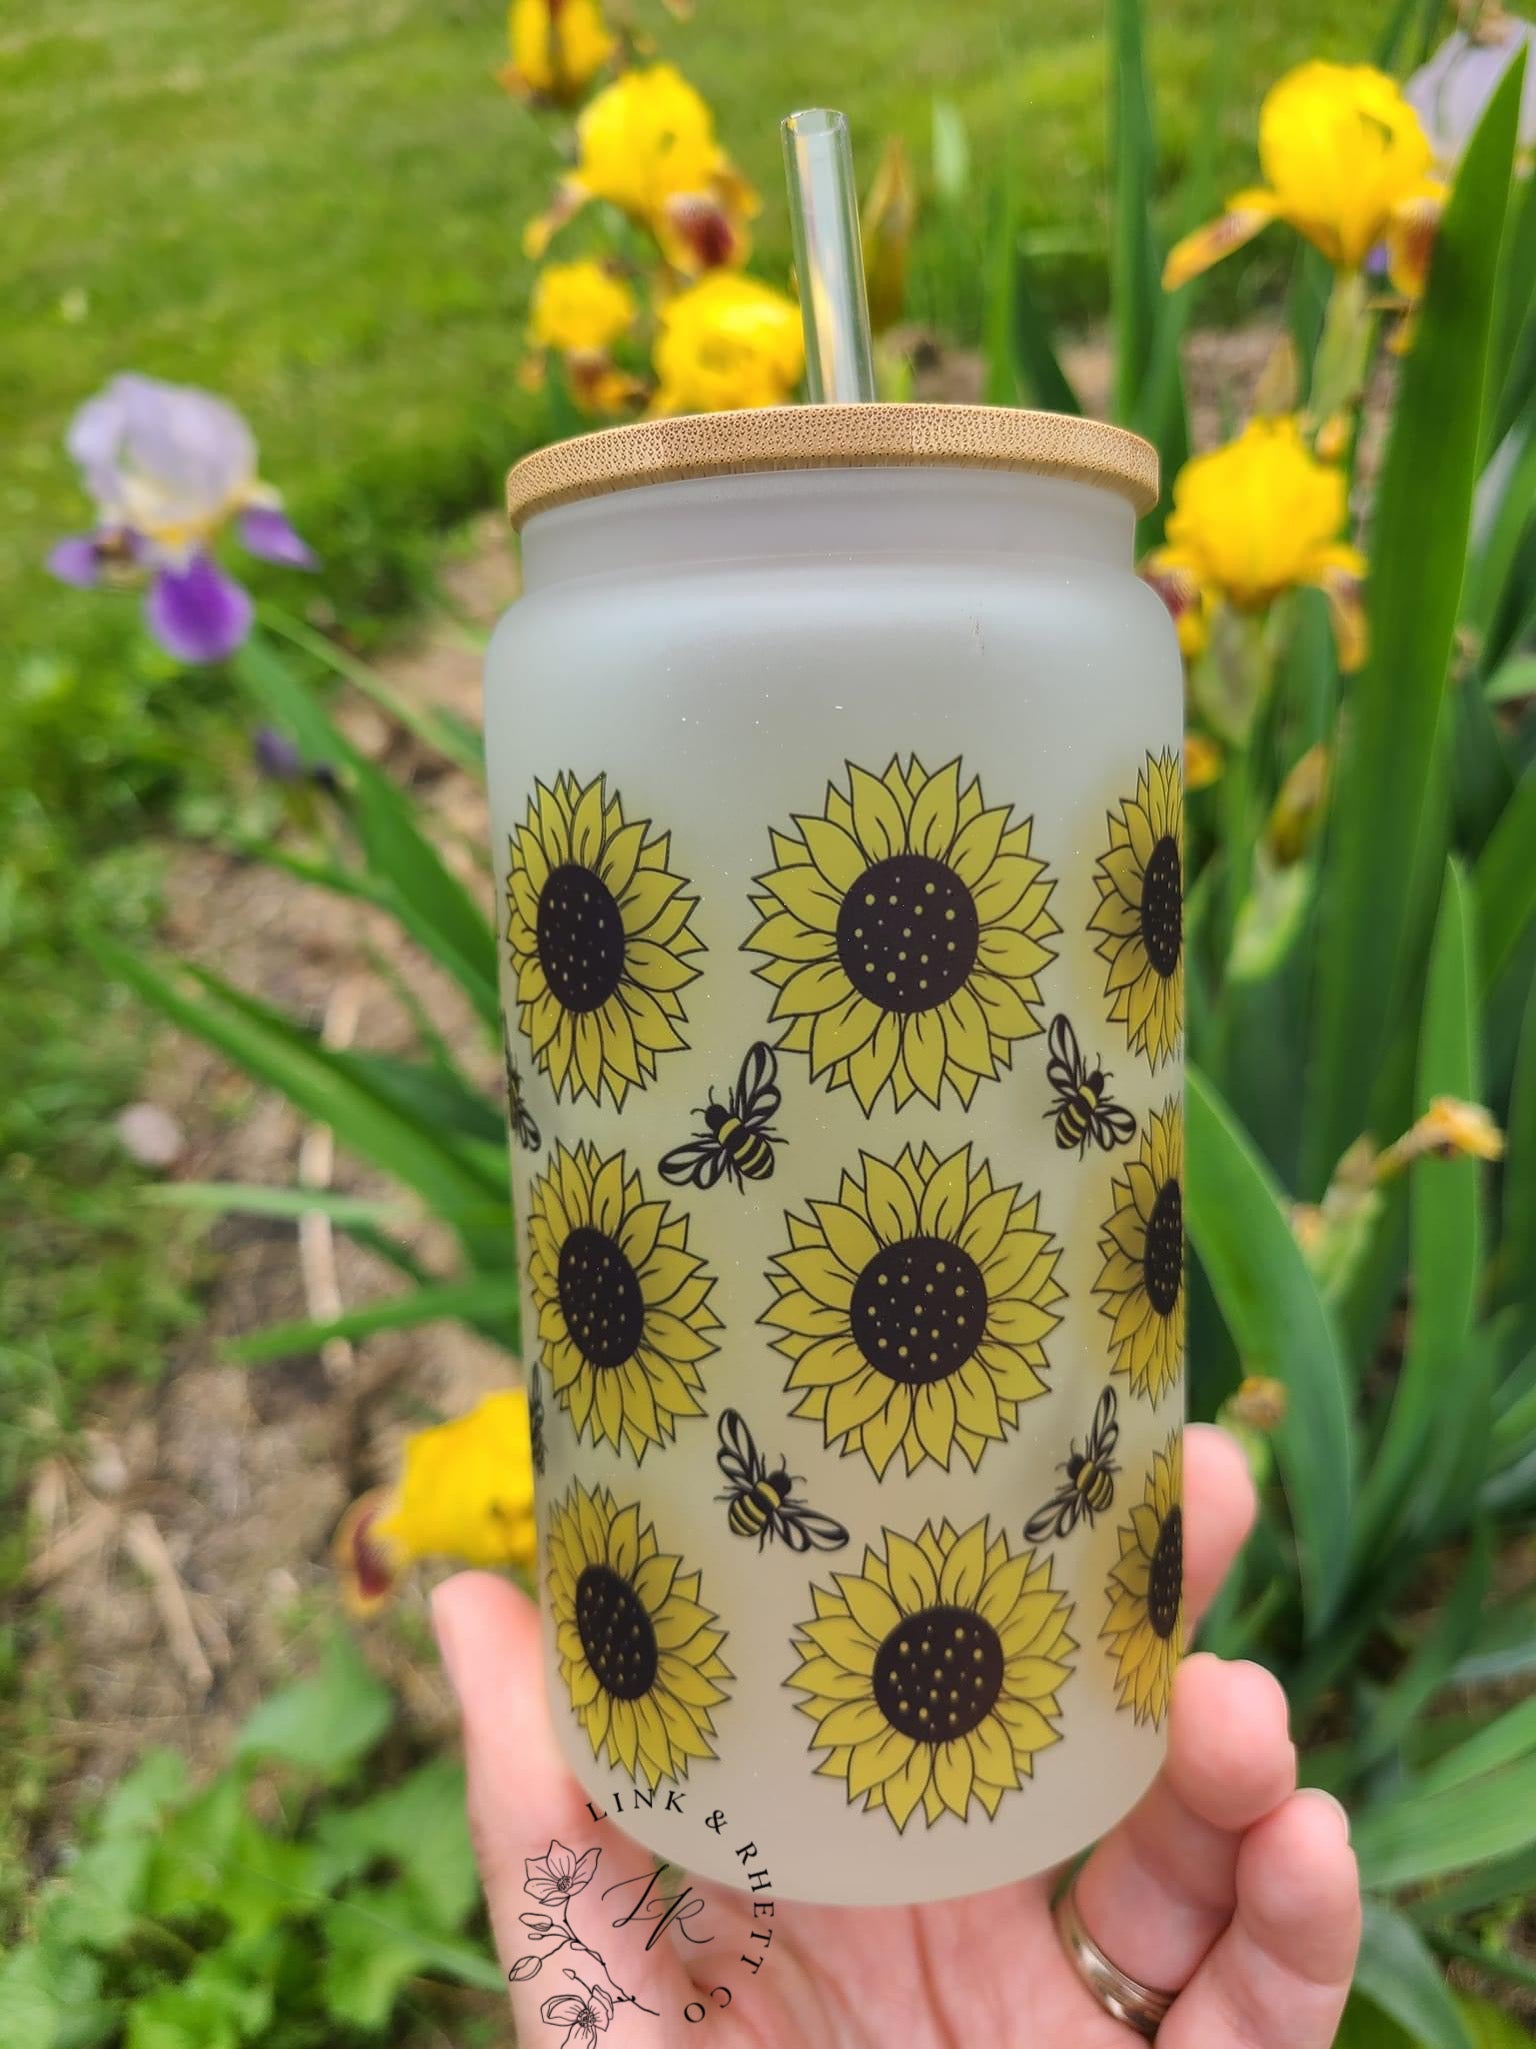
[
  {"left": 3, "top": 0, "right": 1377, "bottom": 667},
  {"left": 4, "top": 0, "right": 1536, "bottom": 2045},
  {"left": 0, "top": 0, "right": 1373, "bottom": 1489}
]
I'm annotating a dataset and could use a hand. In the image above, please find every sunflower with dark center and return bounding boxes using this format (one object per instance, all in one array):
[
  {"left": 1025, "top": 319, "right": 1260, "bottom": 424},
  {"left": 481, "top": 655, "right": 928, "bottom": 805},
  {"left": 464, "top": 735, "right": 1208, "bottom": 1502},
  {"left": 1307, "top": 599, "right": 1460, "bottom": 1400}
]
[
  {"left": 1103, "top": 1433, "right": 1184, "bottom": 1728},
  {"left": 763, "top": 1143, "right": 1064, "bottom": 1479},
  {"left": 1094, "top": 1101, "right": 1184, "bottom": 1406},
  {"left": 1089, "top": 750, "right": 1184, "bottom": 1072},
  {"left": 789, "top": 1517, "right": 1076, "bottom": 1830},
  {"left": 529, "top": 1142, "right": 719, "bottom": 1461},
  {"left": 506, "top": 770, "right": 703, "bottom": 1108},
  {"left": 746, "top": 756, "right": 1059, "bottom": 1114},
  {"left": 548, "top": 1480, "right": 732, "bottom": 1789}
]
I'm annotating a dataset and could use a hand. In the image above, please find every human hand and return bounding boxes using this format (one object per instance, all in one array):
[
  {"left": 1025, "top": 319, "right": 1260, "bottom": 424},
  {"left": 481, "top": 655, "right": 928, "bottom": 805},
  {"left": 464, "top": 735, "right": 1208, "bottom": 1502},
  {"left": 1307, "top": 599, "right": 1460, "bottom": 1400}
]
[{"left": 433, "top": 1424, "right": 1360, "bottom": 2046}]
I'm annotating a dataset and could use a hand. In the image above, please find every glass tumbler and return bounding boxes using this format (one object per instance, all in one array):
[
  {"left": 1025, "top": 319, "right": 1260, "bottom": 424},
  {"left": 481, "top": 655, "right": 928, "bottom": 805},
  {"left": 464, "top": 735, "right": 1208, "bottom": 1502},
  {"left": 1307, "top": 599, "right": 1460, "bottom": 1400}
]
[{"left": 487, "top": 404, "right": 1183, "bottom": 1906}]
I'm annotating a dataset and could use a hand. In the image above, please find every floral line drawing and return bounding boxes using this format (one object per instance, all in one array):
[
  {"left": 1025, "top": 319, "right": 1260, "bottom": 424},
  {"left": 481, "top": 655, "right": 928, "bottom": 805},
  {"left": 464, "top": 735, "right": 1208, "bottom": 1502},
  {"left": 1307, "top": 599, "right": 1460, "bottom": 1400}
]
[
  {"left": 508, "top": 1839, "right": 659, "bottom": 2033},
  {"left": 538, "top": 1973, "right": 616, "bottom": 2046}
]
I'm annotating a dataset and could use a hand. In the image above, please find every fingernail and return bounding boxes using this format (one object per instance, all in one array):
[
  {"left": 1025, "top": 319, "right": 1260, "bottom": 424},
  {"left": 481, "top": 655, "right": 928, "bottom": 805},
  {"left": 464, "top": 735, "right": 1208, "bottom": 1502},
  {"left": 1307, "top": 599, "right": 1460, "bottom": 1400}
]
[{"left": 1300, "top": 1787, "right": 1352, "bottom": 1840}]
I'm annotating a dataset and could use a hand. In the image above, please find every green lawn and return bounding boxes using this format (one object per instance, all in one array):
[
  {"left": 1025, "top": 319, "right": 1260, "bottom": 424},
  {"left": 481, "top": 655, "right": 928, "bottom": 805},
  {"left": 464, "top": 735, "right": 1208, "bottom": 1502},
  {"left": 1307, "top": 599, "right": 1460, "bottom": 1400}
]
[{"left": 4, "top": 0, "right": 1378, "bottom": 662}]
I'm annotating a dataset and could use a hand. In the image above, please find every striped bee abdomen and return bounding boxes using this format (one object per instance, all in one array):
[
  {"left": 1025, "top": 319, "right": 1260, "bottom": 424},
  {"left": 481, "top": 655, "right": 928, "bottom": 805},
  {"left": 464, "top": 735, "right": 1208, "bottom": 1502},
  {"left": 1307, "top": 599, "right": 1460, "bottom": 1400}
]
[{"left": 719, "top": 1116, "right": 775, "bottom": 1180}]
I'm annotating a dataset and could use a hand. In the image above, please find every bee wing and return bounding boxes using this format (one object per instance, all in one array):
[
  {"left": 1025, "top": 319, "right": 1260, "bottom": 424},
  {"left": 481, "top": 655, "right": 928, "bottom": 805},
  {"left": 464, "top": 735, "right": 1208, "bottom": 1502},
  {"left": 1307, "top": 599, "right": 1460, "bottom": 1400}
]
[
  {"left": 716, "top": 1408, "right": 764, "bottom": 1486},
  {"left": 659, "top": 1138, "right": 727, "bottom": 1189},
  {"left": 793, "top": 1507, "right": 851, "bottom": 1551},
  {"left": 1025, "top": 1491, "right": 1076, "bottom": 1543},
  {"left": 1093, "top": 1102, "right": 1139, "bottom": 1150},
  {"left": 1090, "top": 1388, "right": 1120, "bottom": 1457},
  {"left": 1046, "top": 1013, "right": 1085, "bottom": 1095},
  {"left": 732, "top": 1040, "right": 782, "bottom": 1123}
]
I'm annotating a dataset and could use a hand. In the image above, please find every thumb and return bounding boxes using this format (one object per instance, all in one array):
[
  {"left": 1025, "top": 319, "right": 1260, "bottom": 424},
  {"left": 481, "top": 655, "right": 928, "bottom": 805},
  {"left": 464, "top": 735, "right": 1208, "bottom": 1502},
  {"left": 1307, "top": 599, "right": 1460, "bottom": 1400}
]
[{"left": 432, "top": 1570, "right": 686, "bottom": 2039}]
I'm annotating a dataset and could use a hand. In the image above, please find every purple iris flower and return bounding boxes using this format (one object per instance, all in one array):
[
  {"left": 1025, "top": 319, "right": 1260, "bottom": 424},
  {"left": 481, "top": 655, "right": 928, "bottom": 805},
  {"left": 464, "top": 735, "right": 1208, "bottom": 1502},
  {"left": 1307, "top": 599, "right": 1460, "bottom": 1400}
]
[
  {"left": 1408, "top": 15, "right": 1536, "bottom": 167},
  {"left": 253, "top": 724, "right": 340, "bottom": 793},
  {"left": 48, "top": 373, "right": 315, "bottom": 664}
]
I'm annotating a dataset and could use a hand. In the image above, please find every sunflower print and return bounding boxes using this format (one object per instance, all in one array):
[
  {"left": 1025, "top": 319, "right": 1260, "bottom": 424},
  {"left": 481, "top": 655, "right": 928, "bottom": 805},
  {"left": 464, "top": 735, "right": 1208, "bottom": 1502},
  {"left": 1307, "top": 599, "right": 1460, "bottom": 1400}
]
[
  {"left": 548, "top": 1480, "right": 732, "bottom": 1789},
  {"left": 1102, "top": 1432, "right": 1184, "bottom": 1728},
  {"left": 506, "top": 771, "right": 703, "bottom": 1108},
  {"left": 789, "top": 1517, "right": 1075, "bottom": 1830},
  {"left": 1089, "top": 749, "right": 1183, "bottom": 1071},
  {"left": 529, "top": 1141, "right": 720, "bottom": 1462},
  {"left": 763, "top": 1143, "right": 1064, "bottom": 1479},
  {"left": 1094, "top": 1100, "right": 1183, "bottom": 1406},
  {"left": 746, "top": 756, "right": 1058, "bottom": 1114}
]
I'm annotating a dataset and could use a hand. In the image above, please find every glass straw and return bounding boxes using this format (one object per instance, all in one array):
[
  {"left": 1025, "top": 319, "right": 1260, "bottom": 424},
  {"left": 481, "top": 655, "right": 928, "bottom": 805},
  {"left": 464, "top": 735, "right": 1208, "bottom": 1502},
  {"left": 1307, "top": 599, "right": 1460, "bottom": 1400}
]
[{"left": 781, "top": 109, "right": 876, "bottom": 404}]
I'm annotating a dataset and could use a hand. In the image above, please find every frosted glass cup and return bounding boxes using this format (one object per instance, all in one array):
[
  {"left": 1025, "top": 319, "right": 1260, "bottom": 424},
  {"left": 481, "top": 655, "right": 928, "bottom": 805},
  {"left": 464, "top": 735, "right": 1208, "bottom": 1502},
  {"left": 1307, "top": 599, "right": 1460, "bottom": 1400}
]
[{"left": 489, "top": 405, "right": 1185, "bottom": 1907}]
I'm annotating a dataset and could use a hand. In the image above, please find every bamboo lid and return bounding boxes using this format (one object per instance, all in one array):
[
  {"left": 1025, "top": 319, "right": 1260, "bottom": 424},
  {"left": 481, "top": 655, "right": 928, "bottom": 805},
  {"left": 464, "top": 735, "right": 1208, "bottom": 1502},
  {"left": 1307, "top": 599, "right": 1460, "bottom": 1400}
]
[{"left": 505, "top": 403, "right": 1159, "bottom": 529}]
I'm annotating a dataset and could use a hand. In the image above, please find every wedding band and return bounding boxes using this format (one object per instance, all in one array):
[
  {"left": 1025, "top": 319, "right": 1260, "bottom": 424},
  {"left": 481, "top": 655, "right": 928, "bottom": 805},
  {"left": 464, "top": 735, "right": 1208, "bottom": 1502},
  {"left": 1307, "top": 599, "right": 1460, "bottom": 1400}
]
[{"left": 1053, "top": 1879, "right": 1179, "bottom": 2039}]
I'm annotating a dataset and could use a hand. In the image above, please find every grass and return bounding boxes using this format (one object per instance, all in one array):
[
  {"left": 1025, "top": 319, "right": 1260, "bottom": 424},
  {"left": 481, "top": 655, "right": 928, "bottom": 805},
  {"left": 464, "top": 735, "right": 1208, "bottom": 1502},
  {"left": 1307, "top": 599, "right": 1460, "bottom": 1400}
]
[{"left": 0, "top": 830, "right": 204, "bottom": 1506}]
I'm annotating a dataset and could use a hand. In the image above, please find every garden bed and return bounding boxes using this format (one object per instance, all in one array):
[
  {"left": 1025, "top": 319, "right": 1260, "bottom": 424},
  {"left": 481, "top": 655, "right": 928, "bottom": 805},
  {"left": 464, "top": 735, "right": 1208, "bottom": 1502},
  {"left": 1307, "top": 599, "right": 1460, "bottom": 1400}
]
[
  {"left": 20, "top": 322, "right": 1295, "bottom": 1837},
  {"left": 12, "top": 318, "right": 1359, "bottom": 1849}
]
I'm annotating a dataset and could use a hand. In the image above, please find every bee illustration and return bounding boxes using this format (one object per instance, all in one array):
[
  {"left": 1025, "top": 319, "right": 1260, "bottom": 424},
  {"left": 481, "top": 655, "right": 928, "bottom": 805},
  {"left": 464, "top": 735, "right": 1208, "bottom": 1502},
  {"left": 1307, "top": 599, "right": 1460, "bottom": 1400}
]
[
  {"left": 1025, "top": 1387, "right": 1121, "bottom": 1542},
  {"left": 659, "top": 1041, "right": 784, "bottom": 1192},
  {"left": 528, "top": 1364, "right": 547, "bottom": 1477},
  {"left": 503, "top": 1031, "right": 542, "bottom": 1154},
  {"left": 1044, "top": 1013, "right": 1137, "bottom": 1158},
  {"left": 715, "top": 1409, "right": 849, "bottom": 1554}
]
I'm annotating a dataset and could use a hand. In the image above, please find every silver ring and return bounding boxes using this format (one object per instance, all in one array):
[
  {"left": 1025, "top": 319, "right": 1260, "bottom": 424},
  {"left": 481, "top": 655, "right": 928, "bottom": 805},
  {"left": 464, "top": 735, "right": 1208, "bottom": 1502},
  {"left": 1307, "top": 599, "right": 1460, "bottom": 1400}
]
[{"left": 1054, "top": 1879, "right": 1180, "bottom": 2039}]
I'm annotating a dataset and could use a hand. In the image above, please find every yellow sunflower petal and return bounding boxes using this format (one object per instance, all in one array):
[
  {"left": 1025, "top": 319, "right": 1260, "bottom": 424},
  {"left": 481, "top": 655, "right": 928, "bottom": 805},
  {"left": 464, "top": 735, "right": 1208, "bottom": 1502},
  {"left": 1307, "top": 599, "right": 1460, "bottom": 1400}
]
[
  {"left": 764, "top": 863, "right": 843, "bottom": 931},
  {"left": 861, "top": 1153, "right": 921, "bottom": 1240},
  {"left": 931, "top": 1739, "right": 974, "bottom": 1816},
  {"left": 809, "top": 1199, "right": 881, "bottom": 1274},
  {"left": 849, "top": 1727, "right": 915, "bottom": 1801},
  {"left": 917, "top": 1144, "right": 971, "bottom": 1238},
  {"left": 799, "top": 816, "right": 868, "bottom": 890},
  {"left": 800, "top": 1613, "right": 879, "bottom": 1671},
  {"left": 909, "top": 759, "right": 962, "bottom": 858},
  {"left": 775, "top": 959, "right": 858, "bottom": 1018},
  {"left": 859, "top": 1396, "right": 908, "bottom": 1476},
  {"left": 938, "top": 1520, "right": 989, "bottom": 1608},
  {"left": 847, "top": 1014, "right": 903, "bottom": 1110},
  {"left": 847, "top": 763, "right": 908, "bottom": 859}
]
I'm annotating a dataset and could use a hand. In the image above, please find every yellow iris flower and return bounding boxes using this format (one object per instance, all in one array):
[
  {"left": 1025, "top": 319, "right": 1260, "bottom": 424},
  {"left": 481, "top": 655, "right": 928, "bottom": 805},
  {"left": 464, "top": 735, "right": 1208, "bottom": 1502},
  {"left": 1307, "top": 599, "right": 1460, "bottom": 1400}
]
[
  {"left": 1145, "top": 418, "right": 1368, "bottom": 671},
  {"left": 1267, "top": 744, "right": 1330, "bottom": 865},
  {"left": 1184, "top": 731, "right": 1223, "bottom": 792},
  {"left": 334, "top": 1391, "right": 536, "bottom": 1615},
  {"left": 526, "top": 261, "right": 644, "bottom": 416},
  {"left": 1379, "top": 1095, "right": 1506, "bottom": 1174},
  {"left": 529, "top": 261, "right": 637, "bottom": 355},
  {"left": 651, "top": 273, "right": 805, "bottom": 414},
  {"left": 1165, "top": 61, "right": 1441, "bottom": 290},
  {"left": 861, "top": 135, "right": 917, "bottom": 335},
  {"left": 498, "top": 0, "right": 615, "bottom": 105},
  {"left": 525, "top": 65, "right": 760, "bottom": 275}
]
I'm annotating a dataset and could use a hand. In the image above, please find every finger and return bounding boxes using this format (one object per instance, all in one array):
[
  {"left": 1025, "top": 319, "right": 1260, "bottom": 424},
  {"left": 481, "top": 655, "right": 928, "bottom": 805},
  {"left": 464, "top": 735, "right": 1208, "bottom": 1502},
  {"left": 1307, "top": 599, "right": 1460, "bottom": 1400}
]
[
  {"left": 1073, "top": 1652, "right": 1296, "bottom": 1991},
  {"left": 1157, "top": 1789, "right": 1360, "bottom": 2049},
  {"left": 432, "top": 1571, "right": 685, "bottom": 2040},
  {"left": 1183, "top": 1423, "right": 1257, "bottom": 1632}
]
